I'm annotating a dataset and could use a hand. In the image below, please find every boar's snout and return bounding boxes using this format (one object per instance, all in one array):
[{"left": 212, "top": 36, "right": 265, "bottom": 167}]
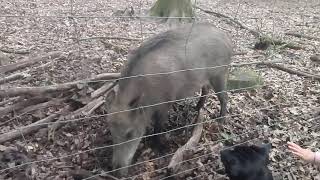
[{"left": 109, "top": 112, "right": 146, "bottom": 176}]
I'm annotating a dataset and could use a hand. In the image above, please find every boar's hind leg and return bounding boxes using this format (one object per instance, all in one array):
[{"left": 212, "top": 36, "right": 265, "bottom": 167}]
[{"left": 209, "top": 75, "right": 228, "bottom": 123}]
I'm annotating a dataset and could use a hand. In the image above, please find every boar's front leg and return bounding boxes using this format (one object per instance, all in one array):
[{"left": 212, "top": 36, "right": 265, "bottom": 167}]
[
  {"left": 195, "top": 85, "right": 209, "bottom": 112},
  {"left": 150, "top": 108, "right": 168, "bottom": 153}
]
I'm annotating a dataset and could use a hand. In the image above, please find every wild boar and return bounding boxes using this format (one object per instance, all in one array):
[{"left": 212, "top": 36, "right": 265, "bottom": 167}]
[{"left": 108, "top": 22, "right": 233, "bottom": 175}]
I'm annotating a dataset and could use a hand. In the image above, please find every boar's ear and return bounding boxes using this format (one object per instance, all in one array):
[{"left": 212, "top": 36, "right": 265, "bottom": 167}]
[
  {"left": 129, "top": 95, "right": 141, "bottom": 108},
  {"left": 106, "top": 87, "right": 118, "bottom": 104}
]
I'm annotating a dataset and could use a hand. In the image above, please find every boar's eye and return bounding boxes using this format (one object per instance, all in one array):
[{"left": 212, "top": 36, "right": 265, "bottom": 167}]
[
  {"left": 128, "top": 95, "right": 141, "bottom": 108},
  {"left": 125, "top": 130, "right": 134, "bottom": 140}
]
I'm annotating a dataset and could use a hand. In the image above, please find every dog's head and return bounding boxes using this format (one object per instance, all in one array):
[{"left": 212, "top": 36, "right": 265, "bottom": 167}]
[{"left": 220, "top": 143, "right": 273, "bottom": 180}]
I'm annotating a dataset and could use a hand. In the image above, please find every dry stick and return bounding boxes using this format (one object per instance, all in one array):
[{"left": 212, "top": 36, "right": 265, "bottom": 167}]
[
  {"left": 0, "top": 98, "right": 65, "bottom": 127},
  {"left": 0, "top": 72, "right": 29, "bottom": 85},
  {"left": 285, "top": 32, "right": 320, "bottom": 41},
  {"left": 196, "top": 6, "right": 304, "bottom": 50},
  {"left": 0, "top": 97, "right": 49, "bottom": 116},
  {"left": 168, "top": 109, "right": 204, "bottom": 172},
  {"left": 0, "top": 106, "right": 71, "bottom": 144},
  {"left": 0, "top": 97, "right": 19, "bottom": 107},
  {"left": 91, "top": 81, "right": 117, "bottom": 99},
  {"left": 76, "top": 36, "right": 140, "bottom": 41},
  {"left": 233, "top": 51, "right": 248, "bottom": 56},
  {"left": 0, "top": 73, "right": 120, "bottom": 98},
  {"left": 0, "top": 51, "right": 61, "bottom": 74},
  {"left": 258, "top": 62, "right": 320, "bottom": 81},
  {"left": 48, "top": 96, "right": 106, "bottom": 141},
  {"left": 86, "top": 97, "right": 105, "bottom": 115},
  {"left": 195, "top": 6, "right": 260, "bottom": 37},
  {"left": 0, "top": 47, "right": 30, "bottom": 55},
  {"left": 69, "top": 169, "right": 118, "bottom": 180},
  {"left": 19, "top": 98, "right": 67, "bottom": 114}
]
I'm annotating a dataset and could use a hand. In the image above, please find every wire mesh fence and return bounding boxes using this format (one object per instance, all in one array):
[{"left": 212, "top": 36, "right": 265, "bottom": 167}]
[{"left": 0, "top": 0, "right": 319, "bottom": 179}]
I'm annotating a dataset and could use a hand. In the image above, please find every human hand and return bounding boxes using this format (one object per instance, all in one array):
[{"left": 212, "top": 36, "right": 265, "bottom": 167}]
[{"left": 287, "top": 142, "right": 315, "bottom": 163}]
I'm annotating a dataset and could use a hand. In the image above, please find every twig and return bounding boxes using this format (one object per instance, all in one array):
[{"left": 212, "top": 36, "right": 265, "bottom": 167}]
[
  {"left": 0, "top": 106, "right": 71, "bottom": 143},
  {"left": 258, "top": 62, "right": 320, "bottom": 81},
  {"left": 0, "top": 72, "right": 29, "bottom": 85},
  {"left": 195, "top": 6, "right": 260, "bottom": 37},
  {"left": 86, "top": 97, "right": 105, "bottom": 115},
  {"left": 19, "top": 98, "right": 67, "bottom": 114},
  {"left": 76, "top": 36, "right": 140, "bottom": 41},
  {"left": 285, "top": 32, "right": 320, "bottom": 41},
  {"left": 168, "top": 109, "right": 204, "bottom": 172},
  {"left": 0, "top": 51, "right": 61, "bottom": 74},
  {"left": 0, "top": 97, "right": 49, "bottom": 116},
  {"left": 0, "top": 47, "right": 30, "bottom": 55},
  {"left": 91, "top": 81, "right": 117, "bottom": 99},
  {"left": 0, "top": 97, "right": 19, "bottom": 107},
  {"left": 0, "top": 73, "right": 120, "bottom": 98},
  {"left": 69, "top": 169, "right": 119, "bottom": 180},
  {"left": 48, "top": 96, "right": 105, "bottom": 140},
  {"left": 232, "top": 52, "right": 248, "bottom": 56}
]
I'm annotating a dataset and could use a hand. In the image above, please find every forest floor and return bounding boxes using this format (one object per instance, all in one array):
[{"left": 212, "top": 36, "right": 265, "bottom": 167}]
[{"left": 0, "top": 0, "right": 319, "bottom": 179}]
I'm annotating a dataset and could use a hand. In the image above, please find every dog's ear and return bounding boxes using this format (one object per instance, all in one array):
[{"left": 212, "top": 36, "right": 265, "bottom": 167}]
[
  {"left": 220, "top": 149, "right": 240, "bottom": 176},
  {"left": 260, "top": 143, "right": 272, "bottom": 154},
  {"left": 220, "top": 149, "right": 233, "bottom": 165},
  {"left": 256, "top": 143, "right": 272, "bottom": 164}
]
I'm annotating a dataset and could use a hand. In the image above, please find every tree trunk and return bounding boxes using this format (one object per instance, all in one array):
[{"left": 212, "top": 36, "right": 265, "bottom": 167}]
[{"left": 150, "top": 0, "right": 194, "bottom": 22}]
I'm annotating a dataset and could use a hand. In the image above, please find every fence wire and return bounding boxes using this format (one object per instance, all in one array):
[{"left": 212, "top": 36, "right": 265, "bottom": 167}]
[
  {"left": 93, "top": 115, "right": 320, "bottom": 180},
  {"left": 0, "top": 1, "right": 317, "bottom": 180},
  {"left": 0, "top": 102, "right": 285, "bottom": 173},
  {"left": 0, "top": 82, "right": 271, "bottom": 135}
]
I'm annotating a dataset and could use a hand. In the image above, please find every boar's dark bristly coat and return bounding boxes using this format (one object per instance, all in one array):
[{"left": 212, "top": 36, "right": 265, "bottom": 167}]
[
  {"left": 220, "top": 144, "right": 274, "bottom": 180},
  {"left": 108, "top": 22, "right": 233, "bottom": 175}
]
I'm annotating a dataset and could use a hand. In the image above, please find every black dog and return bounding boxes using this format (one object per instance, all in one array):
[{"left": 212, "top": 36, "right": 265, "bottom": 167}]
[{"left": 220, "top": 144, "right": 273, "bottom": 180}]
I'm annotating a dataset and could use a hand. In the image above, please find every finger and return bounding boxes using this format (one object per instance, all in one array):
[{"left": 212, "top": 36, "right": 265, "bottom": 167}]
[
  {"left": 291, "top": 151, "right": 304, "bottom": 158},
  {"left": 288, "top": 145, "right": 301, "bottom": 152},
  {"left": 288, "top": 142, "right": 302, "bottom": 150},
  {"left": 288, "top": 144, "right": 304, "bottom": 152}
]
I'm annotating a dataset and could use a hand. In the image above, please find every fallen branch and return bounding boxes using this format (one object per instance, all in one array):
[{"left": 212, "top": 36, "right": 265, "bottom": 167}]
[
  {"left": 0, "top": 73, "right": 120, "bottom": 98},
  {"left": 258, "top": 62, "right": 320, "bottom": 81},
  {"left": 196, "top": 6, "right": 302, "bottom": 50},
  {"left": 0, "top": 51, "right": 61, "bottom": 74},
  {"left": 168, "top": 109, "right": 204, "bottom": 172},
  {"left": 69, "top": 169, "right": 118, "bottom": 180},
  {"left": 233, "top": 51, "right": 248, "bottom": 56},
  {"left": 0, "top": 98, "right": 66, "bottom": 127},
  {"left": 86, "top": 96, "right": 105, "bottom": 115},
  {"left": 19, "top": 98, "right": 67, "bottom": 114},
  {"left": 48, "top": 96, "right": 105, "bottom": 140},
  {"left": 0, "top": 47, "right": 30, "bottom": 55},
  {"left": 0, "top": 97, "right": 19, "bottom": 107},
  {"left": 0, "top": 106, "right": 71, "bottom": 144},
  {"left": 195, "top": 6, "right": 260, "bottom": 37},
  {"left": 0, "top": 97, "right": 49, "bottom": 116},
  {"left": 0, "top": 72, "right": 29, "bottom": 85},
  {"left": 91, "top": 81, "right": 117, "bottom": 99},
  {"left": 285, "top": 32, "right": 320, "bottom": 41},
  {"left": 76, "top": 36, "right": 140, "bottom": 41}
]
